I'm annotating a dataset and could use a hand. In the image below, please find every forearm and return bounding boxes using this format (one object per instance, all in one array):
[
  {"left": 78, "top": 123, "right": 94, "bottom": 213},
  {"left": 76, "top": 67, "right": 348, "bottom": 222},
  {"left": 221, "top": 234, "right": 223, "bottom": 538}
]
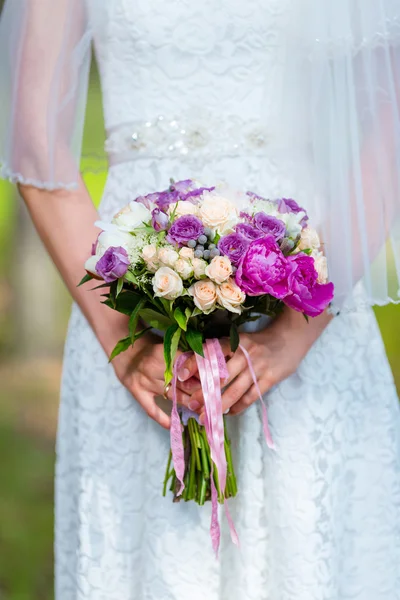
[{"left": 18, "top": 176, "right": 129, "bottom": 356}]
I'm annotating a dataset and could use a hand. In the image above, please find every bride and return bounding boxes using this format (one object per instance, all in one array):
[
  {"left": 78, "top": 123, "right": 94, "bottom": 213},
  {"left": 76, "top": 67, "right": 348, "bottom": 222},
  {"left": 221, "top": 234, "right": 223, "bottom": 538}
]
[{"left": 1, "top": 1, "right": 400, "bottom": 599}]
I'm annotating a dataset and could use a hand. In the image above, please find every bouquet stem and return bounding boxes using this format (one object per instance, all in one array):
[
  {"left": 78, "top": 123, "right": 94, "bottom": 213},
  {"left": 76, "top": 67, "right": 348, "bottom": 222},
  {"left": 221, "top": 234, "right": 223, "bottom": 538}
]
[{"left": 162, "top": 416, "right": 237, "bottom": 505}]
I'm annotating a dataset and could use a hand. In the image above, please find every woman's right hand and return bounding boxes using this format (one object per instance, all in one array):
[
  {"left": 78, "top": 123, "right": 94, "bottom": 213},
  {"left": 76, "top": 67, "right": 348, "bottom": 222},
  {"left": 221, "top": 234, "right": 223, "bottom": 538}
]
[{"left": 111, "top": 331, "right": 192, "bottom": 430}]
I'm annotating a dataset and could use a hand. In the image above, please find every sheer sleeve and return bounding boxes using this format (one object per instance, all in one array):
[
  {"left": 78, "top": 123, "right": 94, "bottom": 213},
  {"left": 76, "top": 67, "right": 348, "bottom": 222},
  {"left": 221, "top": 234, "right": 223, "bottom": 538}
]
[
  {"left": 0, "top": 0, "right": 92, "bottom": 190},
  {"left": 273, "top": 0, "right": 400, "bottom": 310}
]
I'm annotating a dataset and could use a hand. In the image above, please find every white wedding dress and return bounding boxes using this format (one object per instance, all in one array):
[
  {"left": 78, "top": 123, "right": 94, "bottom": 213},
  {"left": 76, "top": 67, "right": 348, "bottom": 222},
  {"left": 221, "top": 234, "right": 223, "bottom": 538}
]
[{"left": 55, "top": 1, "right": 400, "bottom": 599}]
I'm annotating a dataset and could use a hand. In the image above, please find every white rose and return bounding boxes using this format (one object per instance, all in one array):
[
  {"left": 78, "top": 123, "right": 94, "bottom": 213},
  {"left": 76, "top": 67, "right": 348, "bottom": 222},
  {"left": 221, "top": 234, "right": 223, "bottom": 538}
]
[
  {"left": 85, "top": 229, "right": 134, "bottom": 276},
  {"left": 198, "top": 193, "right": 238, "bottom": 235},
  {"left": 279, "top": 211, "right": 306, "bottom": 238},
  {"left": 192, "top": 258, "right": 207, "bottom": 279},
  {"left": 112, "top": 201, "right": 151, "bottom": 231},
  {"left": 141, "top": 244, "right": 159, "bottom": 273},
  {"left": 169, "top": 200, "right": 198, "bottom": 218},
  {"left": 205, "top": 255, "right": 233, "bottom": 284},
  {"left": 174, "top": 258, "right": 194, "bottom": 280},
  {"left": 158, "top": 246, "right": 180, "bottom": 267},
  {"left": 298, "top": 226, "right": 320, "bottom": 251},
  {"left": 313, "top": 252, "right": 328, "bottom": 284},
  {"left": 216, "top": 279, "right": 246, "bottom": 314},
  {"left": 251, "top": 199, "right": 279, "bottom": 218},
  {"left": 152, "top": 267, "right": 183, "bottom": 300},
  {"left": 179, "top": 247, "right": 195, "bottom": 260},
  {"left": 188, "top": 280, "right": 217, "bottom": 314}
]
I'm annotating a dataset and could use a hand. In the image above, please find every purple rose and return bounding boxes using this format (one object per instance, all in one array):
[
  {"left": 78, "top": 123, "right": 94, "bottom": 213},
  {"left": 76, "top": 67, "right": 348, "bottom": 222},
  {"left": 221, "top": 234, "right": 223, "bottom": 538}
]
[
  {"left": 96, "top": 246, "right": 130, "bottom": 283},
  {"left": 182, "top": 186, "right": 215, "bottom": 201},
  {"left": 166, "top": 215, "right": 204, "bottom": 246},
  {"left": 277, "top": 197, "right": 308, "bottom": 228},
  {"left": 151, "top": 208, "right": 169, "bottom": 232},
  {"left": 239, "top": 211, "right": 254, "bottom": 223},
  {"left": 235, "top": 223, "right": 264, "bottom": 242},
  {"left": 253, "top": 212, "right": 286, "bottom": 241},
  {"left": 235, "top": 236, "right": 295, "bottom": 298},
  {"left": 218, "top": 233, "right": 250, "bottom": 266},
  {"left": 170, "top": 179, "right": 194, "bottom": 193},
  {"left": 284, "top": 254, "right": 334, "bottom": 317}
]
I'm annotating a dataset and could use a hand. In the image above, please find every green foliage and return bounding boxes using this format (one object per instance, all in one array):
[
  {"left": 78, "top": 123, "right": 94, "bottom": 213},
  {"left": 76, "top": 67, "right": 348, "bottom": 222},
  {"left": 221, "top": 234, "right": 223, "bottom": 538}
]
[
  {"left": 128, "top": 297, "right": 146, "bottom": 343},
  {"left": 109, "top": 336, "right": 131, "bottom": 361},
  {"left": 185, "top": 327, "right": 204, "bottom": 357},
  {"left": 103, "top": 290, "right": 143, "bottom": 316},
  {"left": 163, "top": 324, "right": 181, "bottom": 385},
  {"left": 77, "top": 273, "right": 94, "bottom": 287},
  {"left": 139, "top": 308, "right": 172, "bottom": 330},
  {"left": 173, "top": 306, "right": 188, "bottom": 331},
  {"left": 229, "top": 323, "right": 240, "bottom": 352}
]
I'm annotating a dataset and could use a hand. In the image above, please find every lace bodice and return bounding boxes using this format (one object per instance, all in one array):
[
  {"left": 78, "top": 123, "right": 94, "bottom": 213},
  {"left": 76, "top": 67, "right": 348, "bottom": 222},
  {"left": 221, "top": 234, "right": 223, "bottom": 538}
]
[{"left": 88, "top": 0, "right": 291, "bottom": 133}]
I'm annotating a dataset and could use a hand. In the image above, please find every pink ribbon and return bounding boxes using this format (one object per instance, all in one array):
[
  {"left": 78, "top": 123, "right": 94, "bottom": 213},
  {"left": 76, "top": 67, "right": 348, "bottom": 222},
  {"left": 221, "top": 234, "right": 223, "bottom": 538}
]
[{"left": 170, "top": 338, "right": 274, "bottom": 555}]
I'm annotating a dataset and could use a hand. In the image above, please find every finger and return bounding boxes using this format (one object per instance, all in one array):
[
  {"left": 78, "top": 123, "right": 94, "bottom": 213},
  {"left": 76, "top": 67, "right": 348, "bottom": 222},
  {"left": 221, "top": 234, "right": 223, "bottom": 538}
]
[
  {"left": 176, "top": 375, "right": 202, "bottom": 395},
  {"left": 198, "top": 371, "right": 254, "bottom": 423},
  {"left": 149, "top": 377, "right": 191, "bottom": 407},
  {"left": 134, "top": 389, "right": 171, "bottom": 429},
  {"left": 177, "top": 338, "right": 234, "bottom": 382},
  {"left": 229, "top": 384, "right": 258, "bottom": 416}
]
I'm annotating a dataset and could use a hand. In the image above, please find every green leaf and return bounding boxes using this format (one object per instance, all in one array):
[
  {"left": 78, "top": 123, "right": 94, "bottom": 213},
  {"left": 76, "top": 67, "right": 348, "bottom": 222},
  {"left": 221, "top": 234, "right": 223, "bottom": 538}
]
[
  {"left": 302, "top": 248, "right": 312, "bottom": 256},
  {"left": 124, "top": 271, "right": 138, "bottom": 285},
  {"left": 116, "top": 277, "right": 124, "bottom": 297},
  {"left": 185, "top": 307, "right": 192, "bottom": 321},
  {"left": 103, "top": 290, "right": 143, "bottom": 316},
  {"left": 192, "top": 307, "right": 202, "bottom": 317},
  {"left": 90, "top": 282, "right": 111, "bottom": 291},
  {"left": 134, "top": 326, "right": 152, "bottom": 341},
  {"left": 109, "top": 336, "right": 131, "bottom": 362},
  {"left": 163, "top": 324, "right": 181, "bottom": 385},
  {"left": 77, "top": 273, "right": 94, "bottom": 287},
  {"left": 174, "top": 306, "right": 188, "bottom": 331},
  {"left": 139, "top": 308, "right": 173, "bottom": 331},
  {"left": 129, "top": 297, "right": 147, "bottom": 343},
  {"left": 185, "top": 327, "right": 204, "bottom": 357},
  {"left": 229, "top": 323, "right": 240, "bottom": 353},
  {"left": 303, "top": 313, "right": 309, "bottom": 323}
]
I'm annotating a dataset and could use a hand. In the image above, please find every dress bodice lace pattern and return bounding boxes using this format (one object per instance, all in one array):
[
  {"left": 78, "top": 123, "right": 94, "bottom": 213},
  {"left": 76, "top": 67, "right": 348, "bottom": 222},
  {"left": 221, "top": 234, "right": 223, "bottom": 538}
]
[{"left": 56, "top": 2, "right": 400, "bottom": 599}]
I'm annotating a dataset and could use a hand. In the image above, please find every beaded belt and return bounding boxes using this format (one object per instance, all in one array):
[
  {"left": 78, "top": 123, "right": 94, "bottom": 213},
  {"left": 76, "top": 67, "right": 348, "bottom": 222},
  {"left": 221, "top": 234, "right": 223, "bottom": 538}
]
[{"left": 105, "top": 113, "right": 274, "bottom": 165}]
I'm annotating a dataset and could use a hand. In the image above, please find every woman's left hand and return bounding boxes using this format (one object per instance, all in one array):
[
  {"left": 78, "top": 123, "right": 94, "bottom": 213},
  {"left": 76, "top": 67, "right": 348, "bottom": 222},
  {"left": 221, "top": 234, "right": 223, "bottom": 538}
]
[{"left": 180, "top": 307, "right": 332, "bottom": 418}]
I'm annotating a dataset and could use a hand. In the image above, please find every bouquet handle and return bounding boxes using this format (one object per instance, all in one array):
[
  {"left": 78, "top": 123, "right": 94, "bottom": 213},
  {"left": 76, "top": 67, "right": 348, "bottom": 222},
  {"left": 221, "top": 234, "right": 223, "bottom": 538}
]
[{"left": 171, "top": 338, "right": 275, "bottom": 556}]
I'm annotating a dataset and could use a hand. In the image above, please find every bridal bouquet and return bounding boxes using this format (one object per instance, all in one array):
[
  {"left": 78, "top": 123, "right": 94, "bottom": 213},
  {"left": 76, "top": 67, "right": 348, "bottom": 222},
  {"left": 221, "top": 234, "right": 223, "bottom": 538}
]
[{"left": 81, "top": 179, "right": 334, "bottom": 552}]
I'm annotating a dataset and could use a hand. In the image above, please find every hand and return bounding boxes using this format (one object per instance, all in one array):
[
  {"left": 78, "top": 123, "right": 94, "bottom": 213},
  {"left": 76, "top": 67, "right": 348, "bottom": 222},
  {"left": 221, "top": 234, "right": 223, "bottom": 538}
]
[
  {"left": 111, "top": 331, "right": 192, "bottom": 429},
  {"left": 181, "top": 307, "right": 332, "bottom": 418}
]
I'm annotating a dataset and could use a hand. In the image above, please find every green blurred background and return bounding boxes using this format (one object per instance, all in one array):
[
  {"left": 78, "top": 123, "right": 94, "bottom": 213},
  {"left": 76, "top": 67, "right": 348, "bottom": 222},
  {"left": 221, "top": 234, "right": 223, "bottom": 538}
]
[{"left": 0, "top": 15, "right": 400, "bottom": 600}]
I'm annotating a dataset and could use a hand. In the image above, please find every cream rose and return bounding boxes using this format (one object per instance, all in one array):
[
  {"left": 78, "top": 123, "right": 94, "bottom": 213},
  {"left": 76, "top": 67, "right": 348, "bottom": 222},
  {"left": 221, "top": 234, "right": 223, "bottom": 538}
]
[
  {"left": 152, "top": 267, "right": 183, "bottom": 300},
  {"left": 313, "top": 252, "right": 328, "bottom": 284},
  {"left": 216, "top": 279, "right": 246, "bottom": 314},
  {"left": 157, "top": 246, "right": 179, "bottom": 267},
  {"left": 179, "top": 247, "right": 195, "bottom": 260},
  {"left": 169, "top": 200, "right": 198, "bottom": 218},
  {"left": 112, "top": 201, "right": 151, "bottom": 231},
  {"left": 141, "top": 244, "right": 159, "bottom": 272},
  {"left": 192, "top": 257, "right": 207, "bottom": 279},
  {"left": 298, "top": 226, "right": 321, "bottom": 251},
  {"left": 174, "top": 258, "right": 194, "bottom": 280},
  {"left": 205, "top": 255, "right": 233, "bottom": 284},
  {"left": 198, "top": 193, "right": 238, "bottom": 235},
  {"left": 188, "top": 280, "right": 217, "bottom": 314}
]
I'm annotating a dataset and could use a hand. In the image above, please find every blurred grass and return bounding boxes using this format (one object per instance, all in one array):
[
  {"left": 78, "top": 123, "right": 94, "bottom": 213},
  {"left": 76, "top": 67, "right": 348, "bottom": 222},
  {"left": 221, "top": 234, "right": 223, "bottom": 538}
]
[{"left": 0, "top": 56, "right": 399, "bottom": 600}]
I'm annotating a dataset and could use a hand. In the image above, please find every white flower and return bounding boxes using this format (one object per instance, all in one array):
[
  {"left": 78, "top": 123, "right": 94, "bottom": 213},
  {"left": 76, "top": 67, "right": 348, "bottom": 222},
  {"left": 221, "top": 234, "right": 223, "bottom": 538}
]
[
  {"left": 179, "top": 247, "right": 195, "bottom": 260},
  {"left": 251, "top": 199, "right": 279, "bottom": 218},
  {"left": 279, "top": 211, "right": 306, "bottom": 238},
  {"left": 169, "top": 201, "right": 198, "bottom": 218},
  {"left": 141, "top": 244, "right": 159, "bottom": 273},
  {"left": 85, "top": 229, "right": 134, "bottom": 276},
  {"left": 112, "top": 201, "right": 152, "bottom": 231},
  {"left": 192, "top": 258, "right": 207, "bottom": 279},
  {"left": 158, "top": 246, "right": 179, "bottom": 267},
  {"left": 198, "top": 193, "right": 238, "bottom": 235},
  {"left": 153, "top": 267, "right": 183, "bottom": 300},
  {"left": 188, "top": 280, "right": 217, "bottom": 314},
  {"left": 205, "top": 255, "right": 233, "bottom": 284},
  {"left": 313, "top": 251, "right": 328, "bottom": 284},
  {"left": 298, "top": 226, "right": 320, "bottom": 251},
  {"left": 174, "top": 258, "right": 194, "bottom": 280},
  {"left": 216, "top": 279, "right": 246, "bottom": 314}
]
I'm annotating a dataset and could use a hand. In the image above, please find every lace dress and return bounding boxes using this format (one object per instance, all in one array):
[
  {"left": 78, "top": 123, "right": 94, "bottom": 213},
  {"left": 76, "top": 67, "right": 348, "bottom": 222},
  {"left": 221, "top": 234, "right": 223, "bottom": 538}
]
[{"left": 56, "top": 1, "right": 400, "bottom": 599}]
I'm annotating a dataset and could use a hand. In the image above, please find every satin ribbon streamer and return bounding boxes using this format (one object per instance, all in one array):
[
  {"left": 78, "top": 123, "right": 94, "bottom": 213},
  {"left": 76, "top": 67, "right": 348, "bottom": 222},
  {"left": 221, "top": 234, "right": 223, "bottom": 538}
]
[{"left": 170, "top": 338, "right": 274, "bottom": 555}]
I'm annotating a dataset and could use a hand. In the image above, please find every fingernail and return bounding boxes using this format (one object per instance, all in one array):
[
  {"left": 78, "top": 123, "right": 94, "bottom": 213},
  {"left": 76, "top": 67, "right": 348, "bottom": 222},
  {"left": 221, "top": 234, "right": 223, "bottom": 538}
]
[
  {"left": 199, "top": 413, "right": 205, "bottom": 424},
  {"left": 178, "top": 368, "right": 190, "bottom": 382},
  {"left": 189, "top": 400, "right": 201, "bottom": 411},
  {"left": 224, "top": 409, "right": 230, "bottom": 415}
]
